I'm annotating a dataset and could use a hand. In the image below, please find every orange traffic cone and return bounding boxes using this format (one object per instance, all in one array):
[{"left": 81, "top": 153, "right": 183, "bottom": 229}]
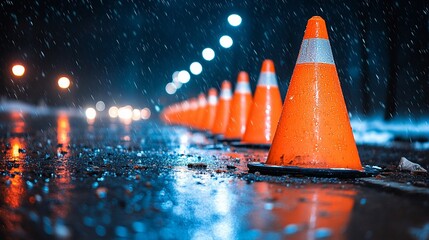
[
  {"left": 188, "top": 98, "right": 199, "bottom": 129},
  {"left": 195, "top": 93, "right": 207, "bottom": 130},
  {"left": 180, "top": 100, "right": 191, "bottom": 126},
  {"left": 241, "top": 60, "right": 283, "bottom": 146},
  {"left": 200, "top": 88, "right": 218, "bottom": 131},
  {"left": 224, "top": 71, "right": 253, "bottom": 140},
  {"left": 248, "top": 16, "right": 377, "bottom": 177},
  {"left": 211, "top": 80, "right": 232, "bottom": 135}
]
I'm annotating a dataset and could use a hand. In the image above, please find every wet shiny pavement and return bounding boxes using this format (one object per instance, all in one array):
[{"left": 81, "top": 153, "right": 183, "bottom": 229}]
[{"left": 1, "top": 113, "right": 429, "bottom": 239}]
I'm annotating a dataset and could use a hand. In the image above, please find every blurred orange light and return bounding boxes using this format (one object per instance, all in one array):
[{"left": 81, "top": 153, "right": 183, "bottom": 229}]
[
  {"left": 141, "top": 108, "right": 151, "bottom": 120},
  {"left": 12, "top": 64, "right": 25, "bottom": 77},
  {"left": 58, "top": 77, "right": 71, "bottom": 89}
]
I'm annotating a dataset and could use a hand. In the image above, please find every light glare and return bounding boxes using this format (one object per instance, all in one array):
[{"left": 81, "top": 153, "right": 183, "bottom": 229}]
[
  {"left": 228, "top": 14, "right": 242, "bottom": 27},
  {"left": 132, "top": 109, "right": 141, "bottom": 121},
  {"left": 95, "top": 101, "right": 106, "bottom": 111},
  {"left": 219, "top": 35, "right": 233, "bottom": 48},
  {"left": 189, "top": 62, "right": 203, "bottom": 75},
  {"left": 165, "top": 82, "right": 177, "bottom": 95},
  {"left": 12, "top": 64, "right": 25, "bottom": 77},
  {"left": 202, "top": 48, "right": 215, "bottom": 61},
  {"left": 108, "top": 106, "right": 119, "bottom": 118},
  {"left": 177, "top": 70, "right": 191, "bottom": 83},
  {"left": 141, "top": 108, "right": 151, "bottom": 120},
  {"left": 85, "top": 108, "right": 97, "bottom": 120},
  {"left": 58, "top": 77, "right": 71, "bottom": 89},
  {"left": 118, "top": 106, "right": 133, "bottom": 120}
]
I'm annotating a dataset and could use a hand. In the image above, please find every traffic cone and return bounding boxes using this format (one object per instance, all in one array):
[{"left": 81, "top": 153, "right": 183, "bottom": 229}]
[
  {"left": 224, "top": 71, "right": 253, "bottom": 140},
  {"left": 211, "top": 80, "right": 232, "bottom": 135},
  {"left": 241, "top": 59, "right": 283, "bottom": 145},
  {"left": 180, "top": 100, "right": 191, "bottom": 126},
  {"left": 248, "top": 16, "right": 377, "bottom": 177},
  {"left": 188, "top": 98, "right": 199, "bottom": 129},
  {"left": 195, "top": 93, "right": 207, "bottom": 130},
  {"left": 200, "top": 88, "right": 218, "bottom": 131}
]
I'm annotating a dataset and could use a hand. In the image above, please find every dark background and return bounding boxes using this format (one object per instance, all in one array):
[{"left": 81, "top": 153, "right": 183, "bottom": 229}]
[{"left": 0, "top": 0, "right": 427, "bottom": 119}]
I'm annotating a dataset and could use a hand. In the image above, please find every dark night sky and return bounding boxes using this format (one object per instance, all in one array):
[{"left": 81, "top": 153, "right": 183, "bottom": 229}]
[{"left": 0, "top": 0, "right": 427, "bottom": 118}]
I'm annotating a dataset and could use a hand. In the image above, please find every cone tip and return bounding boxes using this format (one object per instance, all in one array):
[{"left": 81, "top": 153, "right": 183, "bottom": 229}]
[
  {"left": 261, "top": 59, "right": 275, "bottom": 73},
  {"left": 221, "top": 80, "right": 232, "bottom": 89},
  {"left": 237, "top": 71, "right": 249, "bottom": 83},
  {"left": 303, "top": 16, "right": 328, "bottom": 40},
  {"left": 208, "top": 88, "right": 217, "bottom": 96}
]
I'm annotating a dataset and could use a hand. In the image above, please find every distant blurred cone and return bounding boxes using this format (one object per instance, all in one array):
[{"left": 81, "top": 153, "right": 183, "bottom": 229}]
[
  {"left": 224, "top": 71, "right": 253, "bottom": 140},
  {"left": 188, "top": 98, "right": 199, "bottom": 129},
  {"left": 241, "top": 59, "right": 282, "bottom": 144},
  {"left": 195, "top": 93, "right": 207, "bottom": 130},
  {"left": 211, "top": 80, "right": 232, "bottom": 135},
  {"left": 249, "top": 16, "right": 368, "bottom": 177},
  {"left": 200, "top": 88, "right": 218, "bottom": 131}
]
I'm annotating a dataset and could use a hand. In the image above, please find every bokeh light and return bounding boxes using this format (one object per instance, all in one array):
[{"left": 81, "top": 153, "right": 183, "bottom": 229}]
[
  {"left": 85, "top": 108, "right": 96, "bottom": 120},
  {"left": 172, "top": 71, "right": 180, "bottom": 82},
  {"left": 219, "top": 35, "right": 233, "bottom": 48},
  {"left": 141, "top": 108, "right": 151, "bottom": 120},
  {"left": 177, "top": 70, "right": 191, "bottom": 83},
  {"left": 165, "top": 82, "right": 177, "bottom": 95},
  {"left": 108, "top": 106, "right": 119, "bottom": 118},
  {"left": 118, "top": 106, "right": 133, "bottom": 120},
  {"left": 228, "top": 14, "right": 242, "bottom": 27},
  {"left": 58, "top": 77, "right": 71, "bottom": 89},
  {"left": 132, "top": 109, "right": 141, "bottom": 121},
  {"left": 189, "top": 62, "right": 203, "bottom": 75},
  {"left": 11, "top": 64, "right": 25, "bottom": 77},
  {"left": 172, "top": 81, "right": 182, "bottom": 89},
  {"left": 95, "top": 101, "right": 106, "bottom": 111},
  {"left": 202, "top": 48, "right": 215, "bottom": 61}
]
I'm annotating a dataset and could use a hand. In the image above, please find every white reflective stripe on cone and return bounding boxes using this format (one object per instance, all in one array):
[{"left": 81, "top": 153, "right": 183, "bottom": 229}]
[
  {"left": 235, "top": 82, "right": 251, "bottom": 93},
  {"left": 208, "top": 96, "right": 218, "bottom": 105},
  {"left": 220, "top": 89, "right": 232, "bottom": 100},
  {"left": 296, "top": 39, "right": 334, "bottom": 64},
  {"left": 257, "top": 72, "right": 278, "bottom": 87},
  {"left": 198, "top": 99, "right": 207, "bottom": 106}
]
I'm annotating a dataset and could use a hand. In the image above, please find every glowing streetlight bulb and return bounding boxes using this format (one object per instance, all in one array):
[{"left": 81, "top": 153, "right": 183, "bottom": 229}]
[
  {"left": 177, "top": 70, "right": 191, "bottom": 83},
  {"left": 85, "top": 108, "right": 97, "bottom": 120},
  {"left": 219, "top": 35, "right": 233, "bottom": 48},
  {"left": 165, "top": 82, "right": 177, "bottom": 94},
  {"left": 190, "top": 62, "right": 203, "bottom": 75},
  {"left": 12, "top": 64, "right": 25, "bottom": 77},
  {"left": 202, "top": 48, "right": 215, "bottom": 61},
  {"left": 108, "top": 106, "right": 119, "bottom": 118},
  {"left": 228, "top": 14, "right": 242, "bottom": 27},
  {"left": 58, "top": 77, "right": 71, "bottom": 89},
  {"left": 95, "top": 101, "right": 106, "bottom": 111}
]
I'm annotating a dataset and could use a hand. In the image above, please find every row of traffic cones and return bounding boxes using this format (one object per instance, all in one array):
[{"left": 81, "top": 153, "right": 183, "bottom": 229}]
[
  {"left": 162, "top": 59, "right": 283, "bottom": 146},
  {"left": 161, "top": 16, "right": 379, "bottom": 177}
]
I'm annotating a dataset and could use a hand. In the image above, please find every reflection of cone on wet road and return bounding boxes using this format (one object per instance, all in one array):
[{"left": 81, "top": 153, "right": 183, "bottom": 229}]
[
  {"left": 249, "top": 16, "right": 373, "bottom": 177},
  {"left": 195, "top": 93, "right": 207, "bottom": 130},
  {"left": 212, "top": 80, "right": 232, "bottom": 135},
  {"left": 241, "top": 60, "right": 282, "bottom": 145},
  {"left": 200, "top": 88, "right": 218, "bottom": 131},
  {"left": 251, "top": 182, "right": 356, "bottom": 239},
  {"left": 224, "top": 72, "right": 253, "bottom": 140}
]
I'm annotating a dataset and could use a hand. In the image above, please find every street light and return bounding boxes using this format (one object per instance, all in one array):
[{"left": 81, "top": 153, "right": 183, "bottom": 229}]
[
  {"left": 11, "top": 64, "right": 25, "bottom": 77},
  {"left": 202, "top": 48, "right": 215, "bottom": 61},
  {"left": 189, "top": 62, "right": 203, "bottom": 75},
  {"left": 58, "top": 76, "right": 71, "bottom": 89},
  {"left": 219, "top": 35, "right": 233, "bottom": 48},
  {"left": 228, "top": 14, "right": 242, "bottom": 27}
]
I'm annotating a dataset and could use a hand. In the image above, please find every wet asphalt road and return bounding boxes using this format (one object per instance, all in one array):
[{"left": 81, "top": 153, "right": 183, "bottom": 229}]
[{"left": 0, "top": 113, "right": 429, "bottom": 240}]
